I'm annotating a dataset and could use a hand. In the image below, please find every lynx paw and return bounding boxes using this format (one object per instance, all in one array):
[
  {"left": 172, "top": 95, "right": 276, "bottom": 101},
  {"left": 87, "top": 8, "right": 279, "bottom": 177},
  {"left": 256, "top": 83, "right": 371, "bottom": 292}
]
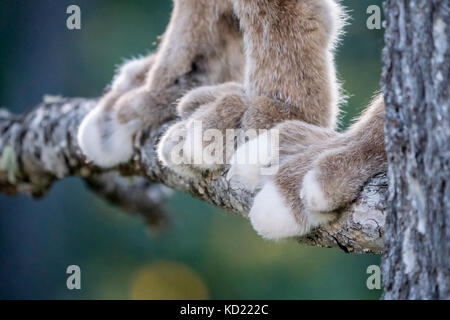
[
  {"left": 227, "top": 130, "right": 278, "bottom": 192},
  {"left": 77, "top": 106, "right": 139, "bottom": 168},
  {"left": 177, "top": 82, "right": 243, "bottom": 119},
  {"left": 159, "top": 83, "right": 246, "bottom": 174},
  {"left": 250, "top": 177, "right": 337, "bottom": 240}
]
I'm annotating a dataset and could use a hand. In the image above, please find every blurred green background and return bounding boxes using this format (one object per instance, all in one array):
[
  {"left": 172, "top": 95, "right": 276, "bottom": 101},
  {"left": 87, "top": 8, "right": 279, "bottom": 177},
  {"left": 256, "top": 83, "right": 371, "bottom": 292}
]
[{"left": 0, "top": 0, "right": 384, "bottom": 299}]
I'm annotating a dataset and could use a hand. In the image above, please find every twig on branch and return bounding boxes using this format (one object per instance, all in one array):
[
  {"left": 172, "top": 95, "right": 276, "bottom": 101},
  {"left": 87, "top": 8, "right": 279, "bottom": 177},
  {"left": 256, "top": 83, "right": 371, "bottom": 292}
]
[
  {"left": 85, "top": 172, "right": 174, "bottom": 228},
  {"left": 0, "top": 96, "right": 387, "bottom": 253}
]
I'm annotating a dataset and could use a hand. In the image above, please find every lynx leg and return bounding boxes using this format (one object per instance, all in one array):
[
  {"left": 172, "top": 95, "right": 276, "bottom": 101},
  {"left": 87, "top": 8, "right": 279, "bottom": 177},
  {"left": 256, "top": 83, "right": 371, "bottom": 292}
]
[{"left": 78, "top": 0, "right": 243, "bottom": 167}]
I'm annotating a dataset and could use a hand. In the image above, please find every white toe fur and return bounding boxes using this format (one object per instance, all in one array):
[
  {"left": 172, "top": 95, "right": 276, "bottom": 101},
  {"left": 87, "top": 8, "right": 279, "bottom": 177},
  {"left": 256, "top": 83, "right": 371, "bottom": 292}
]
[
  {"left": 301, "top": 169, "right": 333, "bottom": 212},
  {"left": 249, "top": 181, "right": 302, "bottom": 240},
  {"left": 77, "top": 107, "right": 138, "bottom": 168},
  {"left": 227, "top": 130, "right": 278, "bottom": 192}
]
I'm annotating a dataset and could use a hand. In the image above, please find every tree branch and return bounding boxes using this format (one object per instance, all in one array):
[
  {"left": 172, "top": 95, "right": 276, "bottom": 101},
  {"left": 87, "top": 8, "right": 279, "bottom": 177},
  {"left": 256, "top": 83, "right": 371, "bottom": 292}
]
[{"left": 0, "top": 96, "right": 387, "bottom": 253}]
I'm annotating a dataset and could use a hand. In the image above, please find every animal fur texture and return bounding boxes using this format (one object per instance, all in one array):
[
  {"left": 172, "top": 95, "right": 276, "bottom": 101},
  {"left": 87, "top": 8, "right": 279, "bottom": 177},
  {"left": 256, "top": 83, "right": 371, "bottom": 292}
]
[
  {"left": 157, "top": 0, "right": 345, "bottom": 175},
  {"left": 246, "top": 96, "right": 386, "bottom": 239},
  {"left": 77, "top": 0, "right": 387, "bottom": 240},
  {"left": 78, "top": 0, "right": 244, "bottom": 167}
]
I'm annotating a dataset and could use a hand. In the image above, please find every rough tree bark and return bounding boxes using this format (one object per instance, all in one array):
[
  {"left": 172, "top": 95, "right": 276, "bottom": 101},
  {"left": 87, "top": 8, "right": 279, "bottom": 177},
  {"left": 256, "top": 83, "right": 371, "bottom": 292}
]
[
  {"left": 0, "top": 96, "right": 387, "bottom": 254},
  {"left": 381, "top": 0, "right": 449, "bottom": 299}
]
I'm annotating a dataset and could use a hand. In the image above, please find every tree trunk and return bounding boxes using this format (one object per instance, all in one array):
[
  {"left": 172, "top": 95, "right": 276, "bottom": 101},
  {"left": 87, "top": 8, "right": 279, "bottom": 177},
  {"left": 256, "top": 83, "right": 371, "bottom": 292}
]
[{"left": 381, "top": 0, "right": 449, "bottom": 299}]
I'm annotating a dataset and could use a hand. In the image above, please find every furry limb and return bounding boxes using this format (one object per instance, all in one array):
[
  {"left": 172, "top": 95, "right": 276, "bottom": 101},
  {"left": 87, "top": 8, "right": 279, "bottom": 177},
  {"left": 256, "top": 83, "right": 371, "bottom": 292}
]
[{"left": 0, "top": 96, "right": 387, "bottom": 253}]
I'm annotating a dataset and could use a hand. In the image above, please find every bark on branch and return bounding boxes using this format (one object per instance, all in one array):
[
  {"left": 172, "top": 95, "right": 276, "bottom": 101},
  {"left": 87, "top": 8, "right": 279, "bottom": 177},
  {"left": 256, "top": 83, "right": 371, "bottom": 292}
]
[{"left": 0, "top": 96, "right": 387, "bottom": 254}]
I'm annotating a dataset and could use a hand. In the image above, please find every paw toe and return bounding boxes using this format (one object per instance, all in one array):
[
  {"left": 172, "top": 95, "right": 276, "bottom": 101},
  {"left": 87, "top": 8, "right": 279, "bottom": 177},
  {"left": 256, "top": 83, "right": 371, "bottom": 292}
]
[
  {"left": 249, "top": 181, "right": 302, "bottom": 240},
  {"left": 77, "top": 107, "right": 138, "bottom": 168},
  {"left": 227, "top": 131, "right": 278, "bottom": 191},
  {"left": 300, "top": 169, "right": 334, "bottom": 212}
]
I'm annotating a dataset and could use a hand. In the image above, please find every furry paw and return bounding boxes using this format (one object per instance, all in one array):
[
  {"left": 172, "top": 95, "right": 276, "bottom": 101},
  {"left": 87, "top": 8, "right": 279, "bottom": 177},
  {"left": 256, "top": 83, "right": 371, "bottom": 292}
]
[
  {"left": 77, "top": 54, "right": 156, "bottom": 168},
  {"left": 158, "top": 115, "right": 229, "bottom": 174},
  {"left": 158, "top": 83, "right": 246, "bottom": 174},
  {"left": 250, "top": 178, "right": 338, "bottom": 240},
  {"left": 173, "top": 86, "right": 247, "bottom": 172},
  {"left": 227, "top": 130, "right": 279, "bottom": 192},
  {"left": 250, "top": 180, "right": 337, "bottom": 240},
  {"left": 77, "top": 105, "right": 140, "bottom": 168},
  {"left": 177, "top": 82, "right": 243, "bottom": 119}
]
